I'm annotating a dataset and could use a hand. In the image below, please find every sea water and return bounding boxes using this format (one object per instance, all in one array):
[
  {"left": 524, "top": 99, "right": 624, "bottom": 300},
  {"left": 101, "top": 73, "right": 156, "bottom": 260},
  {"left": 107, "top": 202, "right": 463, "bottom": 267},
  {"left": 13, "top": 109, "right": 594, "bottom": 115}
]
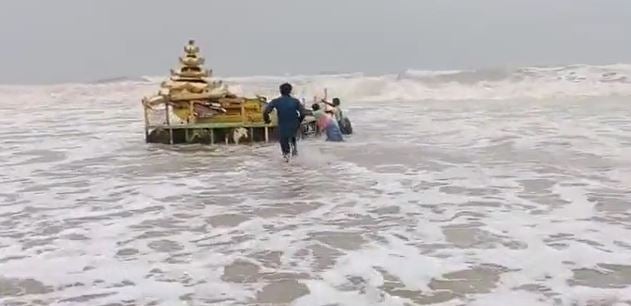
[{"left": 1, "top": 64, "right": 631, "bottom": 305}]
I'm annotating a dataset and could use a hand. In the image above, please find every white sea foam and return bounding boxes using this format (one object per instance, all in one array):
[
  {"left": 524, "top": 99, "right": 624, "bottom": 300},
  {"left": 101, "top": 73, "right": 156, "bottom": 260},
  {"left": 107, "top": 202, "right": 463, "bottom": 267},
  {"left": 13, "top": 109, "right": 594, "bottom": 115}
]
[
  {"left": 222, "top": 63, "right": 631, "bottom": 102},
  {"left": 1, "top": 65, "right": 631, "bottom": 305},
  {"left": 4, "top": 63, "right": 631, "bottom": 104}
]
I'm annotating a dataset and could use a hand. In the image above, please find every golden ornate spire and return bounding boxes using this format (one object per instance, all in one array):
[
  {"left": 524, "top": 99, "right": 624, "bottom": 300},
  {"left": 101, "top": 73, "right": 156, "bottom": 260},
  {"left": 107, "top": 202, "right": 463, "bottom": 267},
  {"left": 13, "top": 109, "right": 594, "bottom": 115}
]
[
  {"left": 158, "top": 40, "right": 230, "bottom": 101},
  {"left": 170, "top": 39, "right": 210, "bottom": 81},
  {"left": 184, "top": 39, "right": 199, "bottom": 55},
  {"left": 141, "top": 39, "right": 273, "bottom": 131}
]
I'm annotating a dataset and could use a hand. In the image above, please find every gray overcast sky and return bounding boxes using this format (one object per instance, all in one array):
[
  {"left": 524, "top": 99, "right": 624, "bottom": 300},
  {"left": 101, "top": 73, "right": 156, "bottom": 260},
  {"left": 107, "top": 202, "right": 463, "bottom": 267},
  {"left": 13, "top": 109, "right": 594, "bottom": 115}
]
[{"left": 1, "top": 0, "right": 630, "bottom": 84}]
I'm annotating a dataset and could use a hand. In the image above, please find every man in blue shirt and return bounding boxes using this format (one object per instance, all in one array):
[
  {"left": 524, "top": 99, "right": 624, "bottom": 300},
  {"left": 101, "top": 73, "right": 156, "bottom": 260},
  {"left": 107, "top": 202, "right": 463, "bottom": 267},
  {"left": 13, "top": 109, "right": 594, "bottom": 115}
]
[{"left": 263, "top": 83, "right": 306, "bottom": 161}]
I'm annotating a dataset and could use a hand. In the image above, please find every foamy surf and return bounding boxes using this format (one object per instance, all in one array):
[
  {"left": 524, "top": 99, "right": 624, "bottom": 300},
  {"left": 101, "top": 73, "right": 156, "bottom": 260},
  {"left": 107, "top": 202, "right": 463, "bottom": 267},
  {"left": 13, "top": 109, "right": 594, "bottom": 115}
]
[
  {"left": 3, "top": 63, "right": 631, "bottom": 104},
  {"left": 1, "top": 64, "right": 631, "bottom": 305},
  {"left": 179, "top": 63, "right": 631, "bottom": 102}
]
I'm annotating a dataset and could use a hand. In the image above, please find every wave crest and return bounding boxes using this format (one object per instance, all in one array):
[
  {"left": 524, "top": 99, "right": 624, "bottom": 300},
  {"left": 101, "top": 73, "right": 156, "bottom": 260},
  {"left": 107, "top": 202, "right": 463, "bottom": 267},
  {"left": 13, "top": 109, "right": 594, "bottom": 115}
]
[
  {"left": 224, "top": 64, "right": 631, "bottom": 102},
  {"left": 23, "top": 64, "right": 631, "bottom": 102}
]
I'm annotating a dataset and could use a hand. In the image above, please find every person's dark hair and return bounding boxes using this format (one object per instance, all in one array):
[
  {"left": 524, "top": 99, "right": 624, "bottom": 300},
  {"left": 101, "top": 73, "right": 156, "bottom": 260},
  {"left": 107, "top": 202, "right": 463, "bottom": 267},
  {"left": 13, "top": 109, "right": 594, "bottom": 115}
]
[
  {"left": 312, "top": 103, "right": 320, "bottom": 111},
  {"left": 279, "top": 83, "right": 292, "bottom": 96},
  {"left": 332, "top": 98, "right": 340, "bottom": 106}
]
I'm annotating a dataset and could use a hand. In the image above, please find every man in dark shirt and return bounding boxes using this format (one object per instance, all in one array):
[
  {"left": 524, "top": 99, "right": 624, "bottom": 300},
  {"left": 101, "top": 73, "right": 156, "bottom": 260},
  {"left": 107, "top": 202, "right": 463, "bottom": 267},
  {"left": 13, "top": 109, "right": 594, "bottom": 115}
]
[{"left": 263, "top": 83, "right": 306, "bottom": 161}]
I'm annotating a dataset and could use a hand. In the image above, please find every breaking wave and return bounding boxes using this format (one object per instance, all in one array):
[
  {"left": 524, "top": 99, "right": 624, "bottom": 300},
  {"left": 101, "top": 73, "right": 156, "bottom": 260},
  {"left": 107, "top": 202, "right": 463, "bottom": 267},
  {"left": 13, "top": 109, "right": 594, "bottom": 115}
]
[
  {"left": 220, "top": 64, "right": 631, "bottom": 102},
  {"left": 6, "top": 64, "right": 631, "bottom": 102},
  {"left": 92, "top": 76, "right": 154, "bottom": 84}
]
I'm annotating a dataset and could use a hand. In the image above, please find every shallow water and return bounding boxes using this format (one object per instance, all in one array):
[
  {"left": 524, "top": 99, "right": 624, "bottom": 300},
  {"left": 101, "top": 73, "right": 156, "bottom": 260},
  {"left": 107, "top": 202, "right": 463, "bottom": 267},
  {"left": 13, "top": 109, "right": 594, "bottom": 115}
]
[{"left": 1, "top": 84, "right": 631, "bottom": 306}]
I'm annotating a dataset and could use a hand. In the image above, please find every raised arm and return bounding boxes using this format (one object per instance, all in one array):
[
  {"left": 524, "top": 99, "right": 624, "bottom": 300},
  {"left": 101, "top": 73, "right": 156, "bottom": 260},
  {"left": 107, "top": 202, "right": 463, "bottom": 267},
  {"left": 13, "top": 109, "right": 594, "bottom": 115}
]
[{"left": 320, "top": 99, "right": 335, "bottom": 107}]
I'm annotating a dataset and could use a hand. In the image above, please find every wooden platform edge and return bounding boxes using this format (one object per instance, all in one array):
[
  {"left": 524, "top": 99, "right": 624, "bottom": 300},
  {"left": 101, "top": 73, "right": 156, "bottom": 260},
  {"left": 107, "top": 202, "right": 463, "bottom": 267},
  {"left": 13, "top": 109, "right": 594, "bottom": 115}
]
[{"left": 147, "top": 122, "right": 276, "bottom": 130}]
